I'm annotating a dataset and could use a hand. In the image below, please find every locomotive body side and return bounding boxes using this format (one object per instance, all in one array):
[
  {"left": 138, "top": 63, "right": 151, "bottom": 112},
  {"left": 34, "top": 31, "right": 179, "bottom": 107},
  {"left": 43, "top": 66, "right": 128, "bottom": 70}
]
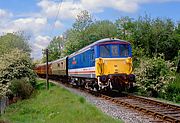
[{"left": 68, "top": 46, "right": 95, "bottom": 79}]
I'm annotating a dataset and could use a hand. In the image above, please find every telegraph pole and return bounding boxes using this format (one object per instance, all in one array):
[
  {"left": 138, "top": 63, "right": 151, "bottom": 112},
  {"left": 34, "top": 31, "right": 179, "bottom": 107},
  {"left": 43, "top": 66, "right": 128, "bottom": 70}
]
[{"left": 46, "top": 48, "right": 49, "bottom": 90}]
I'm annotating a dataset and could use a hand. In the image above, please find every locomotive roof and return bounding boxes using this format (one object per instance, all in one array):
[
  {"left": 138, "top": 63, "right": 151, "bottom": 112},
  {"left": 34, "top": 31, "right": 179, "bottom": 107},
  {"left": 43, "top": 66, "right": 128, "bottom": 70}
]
[{"left": 68, "top": 38, "right": 130, "bottom": 58}]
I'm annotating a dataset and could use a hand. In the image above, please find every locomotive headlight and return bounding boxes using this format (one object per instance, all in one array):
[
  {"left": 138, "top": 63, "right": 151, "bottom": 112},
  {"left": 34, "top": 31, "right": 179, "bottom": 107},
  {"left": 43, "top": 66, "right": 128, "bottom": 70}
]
[
  {"left": 126, "top": 57, "right": 132, "bottom": 64},
  {"left": 100, "top": 75, "right": 108, "bottom": 83}
]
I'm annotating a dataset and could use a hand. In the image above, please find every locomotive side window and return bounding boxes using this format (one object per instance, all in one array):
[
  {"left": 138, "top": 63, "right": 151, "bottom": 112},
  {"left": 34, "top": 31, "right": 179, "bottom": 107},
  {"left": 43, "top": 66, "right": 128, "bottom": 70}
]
[
  {"left": 100, "top": 45, "right": 110, "bottom": 57},
  {"left": 91, "top": 49, "right": 94, "bottom": 60},
  {"left": 83, "top": 53, "right": 86, "bottom": 62},
  {"left": 120, "top": 44, "right": 129, "bottom": 56},
  {"left": 112, "top": 45, "right": 119, "bottom": 56}
]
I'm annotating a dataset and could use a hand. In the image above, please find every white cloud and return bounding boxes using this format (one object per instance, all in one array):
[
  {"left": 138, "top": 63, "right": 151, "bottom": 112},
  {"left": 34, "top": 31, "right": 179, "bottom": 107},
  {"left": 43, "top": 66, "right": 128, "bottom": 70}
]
[
  {"left": 0, "top": 17, "right": 47, "bottom": 35},
  {"left": 54, "top": 20, "right": 63, "bottom": 28},
  {"left": 31, "top": 35, "right": 52, "bottom": 59},
  {"left": 0, "top": 16, "right": 49, "bottom": 59},
  {"left": 38, "top": 0, "right": 179, "bottom": 18},
  {"left": 37, "top": 0, "right": 83, "bottom": 19},
  {"left": 80, "top": 0, "right": 138, "bottom": 13},
  {"left": 80, "top": 0, "right": 180, "bottom": 13},
  {"left": 37, "top": 0, "right": 139, "bottom": 20},
  {"left": 34, "top": 35, "right": 51, "bottom": 49},
  {"left": 0, "top": 9, "right": 13, "bottom": 18}
]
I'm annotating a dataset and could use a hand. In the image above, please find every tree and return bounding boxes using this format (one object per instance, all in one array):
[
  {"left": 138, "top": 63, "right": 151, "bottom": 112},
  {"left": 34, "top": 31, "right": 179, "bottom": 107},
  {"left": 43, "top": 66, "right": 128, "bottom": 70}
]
[
  {"left": 0, "top": 32, "right": 31, "bottom": 56},
  {"left": 115, "top": 16, "right": 134, "bottom": 41},
  {"left": 63, "top": 10, "right": 93, "bottom": 55},
  {"left": 123, "top": 15, "right": 180, "bottom": 60},
  {"left": 0, "top": 32, "right": 35, "bottom": 98},
  {"left": 42, "top": 36, "right": 65, "bottom": 62},
  {"left": 64, "top": 19, "right": 117, "bottom": 55},
  {"left": 73, "top": 10, "right": 93, "bottom": 32},
  {"left": 0, "top": 49, "right": 36, "bottom": 97}
]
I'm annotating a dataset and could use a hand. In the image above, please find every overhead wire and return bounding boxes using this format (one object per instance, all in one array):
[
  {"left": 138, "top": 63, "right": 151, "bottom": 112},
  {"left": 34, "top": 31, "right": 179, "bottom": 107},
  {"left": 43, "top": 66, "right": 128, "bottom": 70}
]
[{"left": 50, "top": 0, "right": 63, "bottom": 37}]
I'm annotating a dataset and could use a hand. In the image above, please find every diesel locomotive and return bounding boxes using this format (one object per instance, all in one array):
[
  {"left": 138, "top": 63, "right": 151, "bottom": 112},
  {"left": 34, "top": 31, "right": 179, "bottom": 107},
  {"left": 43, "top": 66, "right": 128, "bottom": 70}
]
[{"left": 35, "top": 38, "right": 135, "bottom": 91}]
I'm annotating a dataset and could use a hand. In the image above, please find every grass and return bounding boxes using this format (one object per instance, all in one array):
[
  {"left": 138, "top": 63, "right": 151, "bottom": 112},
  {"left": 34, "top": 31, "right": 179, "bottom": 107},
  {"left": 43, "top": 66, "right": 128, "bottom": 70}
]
[{"left": 0, "top": 79, "right": 122, "bottom": 123}]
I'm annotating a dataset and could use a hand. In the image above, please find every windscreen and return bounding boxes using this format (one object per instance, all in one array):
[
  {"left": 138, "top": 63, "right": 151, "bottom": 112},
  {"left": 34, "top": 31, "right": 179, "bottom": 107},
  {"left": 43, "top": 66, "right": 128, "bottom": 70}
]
[
  {"left": 100, "top": 45, "right": 110, "bottom": 57},
  {"left": 99, "top": 44, "right": 130, "bottom": 58},
  {"left": 120, "top": 44, "right": 129, "bottom": 57}
]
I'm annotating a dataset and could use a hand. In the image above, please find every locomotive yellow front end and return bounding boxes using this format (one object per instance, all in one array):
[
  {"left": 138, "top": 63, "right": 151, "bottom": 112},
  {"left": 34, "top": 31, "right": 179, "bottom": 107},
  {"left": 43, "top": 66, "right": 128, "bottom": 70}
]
[{"left": 95, "top": 39, "right": 135, "bottom": 91}]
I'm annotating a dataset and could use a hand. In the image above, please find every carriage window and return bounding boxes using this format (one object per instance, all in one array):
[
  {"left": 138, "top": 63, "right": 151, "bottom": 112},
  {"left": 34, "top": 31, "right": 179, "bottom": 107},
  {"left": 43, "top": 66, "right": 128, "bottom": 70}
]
[
  {"left": 100, "top": 45, "right": 110, "bottom": 57},
  {"left": 112, "top": 45, "right": 119, "bottom": 56},
  {"left": 120, "top": 44, "right": 129, "bottom": 56}
]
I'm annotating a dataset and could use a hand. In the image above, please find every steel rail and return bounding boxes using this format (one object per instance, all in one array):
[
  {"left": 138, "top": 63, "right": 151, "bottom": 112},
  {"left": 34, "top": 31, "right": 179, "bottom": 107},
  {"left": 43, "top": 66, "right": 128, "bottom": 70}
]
[{"left": 98, "top": 93, "right": 180, "bottom": 123}]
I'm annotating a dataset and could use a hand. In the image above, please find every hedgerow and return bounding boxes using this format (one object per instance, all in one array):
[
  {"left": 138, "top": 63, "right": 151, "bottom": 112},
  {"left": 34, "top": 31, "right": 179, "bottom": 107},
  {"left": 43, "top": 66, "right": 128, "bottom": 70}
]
[
  {"left": 134, "top": 55, "right": 175, "bottom": 97},
  {"left": 0, "top": 49, "right": 36, "bottom": 98}
]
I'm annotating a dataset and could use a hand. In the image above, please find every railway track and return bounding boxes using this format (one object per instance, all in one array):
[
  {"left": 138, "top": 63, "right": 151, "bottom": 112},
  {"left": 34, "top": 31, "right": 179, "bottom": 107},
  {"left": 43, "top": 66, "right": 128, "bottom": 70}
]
[
  {"left": 97, "top": 93, "right": 180, "bottom": 123},
  {"left": 49, "top": 79, "right": 180, "bottom": 123}
]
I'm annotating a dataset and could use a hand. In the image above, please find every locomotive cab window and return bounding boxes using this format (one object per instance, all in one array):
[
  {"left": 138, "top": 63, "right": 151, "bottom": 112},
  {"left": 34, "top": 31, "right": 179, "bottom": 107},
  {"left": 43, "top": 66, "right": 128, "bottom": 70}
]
[
  {"left": 112, "top": 45, "right": 119, "bottom": 56},
  {"left": 120, "top": 44, "right": 129, "bottom": 57},
  {"left": 100, "top": 45, "right": 110, "bottom": 57}
]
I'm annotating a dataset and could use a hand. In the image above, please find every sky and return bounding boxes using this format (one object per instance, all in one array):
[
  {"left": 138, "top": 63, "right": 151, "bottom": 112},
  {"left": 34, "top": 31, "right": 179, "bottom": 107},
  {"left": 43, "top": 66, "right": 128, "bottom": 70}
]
[{"left": 0, "top": 0, "right": 180, "bottom": 59}]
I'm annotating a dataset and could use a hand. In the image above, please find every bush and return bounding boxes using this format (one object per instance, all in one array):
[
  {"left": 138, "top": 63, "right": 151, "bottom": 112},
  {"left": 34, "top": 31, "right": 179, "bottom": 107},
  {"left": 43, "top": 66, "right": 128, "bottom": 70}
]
[
  {"left": 0, "top": 49, "right": 36, "bottom": 97},
  {"left": 135, "top": 55, "right": 175, "bottom": 97},
  {"left": 9, "top": 78, "right": 34, "bottom": 99},
  {"left": 160, "top": 74, "right": 180, "bottom": 102}
]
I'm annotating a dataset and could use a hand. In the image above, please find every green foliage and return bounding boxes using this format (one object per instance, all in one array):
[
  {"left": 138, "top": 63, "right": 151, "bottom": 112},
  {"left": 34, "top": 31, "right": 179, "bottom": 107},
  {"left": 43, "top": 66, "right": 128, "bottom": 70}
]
[
  {"left": 86, "top": 20, "right": 117, "bottom": 41},
  {"left": 115, "top": 16, "right": 134, "bottom": 41},
  {"left": 9, "top": 78, "right": 34, "bottom": 99},
  {"left": 63, "top": 10, "right": 94, "bottom": 55},
  {"left": 135, "top": 56, "right": 175, "bottom": 97},
  {"left": 159, "top": 74, "right": 180, "bottom": 103},
  {"left": 64, "top": 20, "right": 117, "bottom": 55},
  {"left": 73, "top": 10, "right": 93, "bottom": 31},
  {"left": 0, "top": 49, "right": 36, "bottom": 97},
  {"left": 174, "top": 50, "right": 180, "bottom": 70},
  {"left": 0, "top": 32, "right": 31, "bottom": 56},
  {"left": 132, "top": 16, "right": 179, "bottom": 60},
  {"left": 42, "top": 36, "right": 65, "bottom": 62},
  {"left": 63, "top": 29, "right": 81, "bottom": 55}
]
